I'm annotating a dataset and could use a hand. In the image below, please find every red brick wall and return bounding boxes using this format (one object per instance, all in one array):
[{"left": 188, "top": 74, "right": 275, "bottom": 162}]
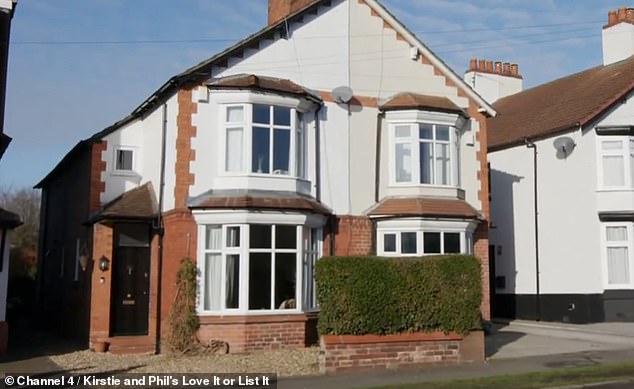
[
  {"left": 89, "top": 141, "right": 107, "bottom": 213},
  {"left": 175, "top": 88, "right": 197, "bottom": 210},
  {"left": 160, "top": 210, "right": 197, "bottom": 341},
  {"left": 326, "top": 216, "right": 374, "bottom": 256},
  {"left": 320, "top": 331, "right": 484, "bottom": 374},
  {"left": 89, "top": 223, "right": 113, "bottom": 344},
  {"left": 198, "top": 315, "right": 309, "bottom": 353},
  {"left": 474, "top": 223, "right": 490, "bottom": 320}
]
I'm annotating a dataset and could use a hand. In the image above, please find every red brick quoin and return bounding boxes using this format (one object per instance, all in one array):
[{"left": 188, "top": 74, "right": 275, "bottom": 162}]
[{"left": 320, "top": 331, "right": 484, "bottom": 374}]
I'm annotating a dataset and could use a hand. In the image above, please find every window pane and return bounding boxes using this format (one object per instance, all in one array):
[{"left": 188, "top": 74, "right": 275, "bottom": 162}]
[
  {"left": 607, "top": 226, "right": 628, "bottom": 241},
  {"left": 395, "top": 143, "right": 412, "bottom": 182},
  {"left": 602, "top": 140, "right": 623, "bottom": 150},
  {"left": 275, "top": 253, "right": 297, "bottom": 309},
  {"left": 436, "top": 126, "right": 450, "bottom": 141},
  {"left": 296, "top": 122, "right": 304, "bottom": 178},
  {"left": 435, "top": 143, "right": 450, "bottom": 185},
  {"left": 424, "top": 232, "right": 441, "bottom": 253},
  {"left": 226, "top": 226, "right": 240, "bottom": 247},
  {"left": 225, "top": 127, "right": 243, "bottom": 172},
  {"left": 253, "top": 104, "right": 270, "bottom": 124},
  {"left": 273, "top": 128, "right": 290, "bottom": 174},
  {"left": 607, "top": 247, "right": 630, "bottom": 284},
  {"left": 395, "top": 125, "right": 410, "bottom": 138},
  {"left": 226, "top": 106, "right": 244, "bottom": 122},
  {"left": 252, "top": 126, "right": 270, "bottom": 173},
  {"left": 384, "top": 234, "right": 396, "bottom": 252},
  {"left": 401, "top": 232, "right": 417, "bottom": 254},
  {"left": 249, "top": 253, "right": 271, "bottom": 309},
  {"left": 419, "top": 124, "right": 433, "bottom": 140},
  {"left": 205, "top": 226, "right": 221, "bottom": 250},
  {"left": 204, "top": 253, "right": 222, "bottom": 310},
  {"left": 250, "top": 224, "right": 272, "bottom": 248},
  {"left": 420, "top": 142, "right": 434, "bottom": 184},
  {"left": 116, "top": 149, "right": 133, "bottom": 170},
  {"left": 274, "top": 106, "right": 291, "bottom": 126},
  {"left": 225, "top": 254, "right": 240, "bottom": 309},
  {"left": 603, "top": 155, "right": 625, "bottom": 186},
  {"left": 275, "top": 225, "right": 296, "bottom": 249},
  {"left": 444, "top": 232, "right": 461, "bottom": 253}
]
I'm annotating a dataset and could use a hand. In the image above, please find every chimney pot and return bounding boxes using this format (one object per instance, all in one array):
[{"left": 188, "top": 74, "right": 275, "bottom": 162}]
[
  {"left": 608, "top": 9, "right": 618, "bottom": 26},
  {"left": 486, "top": 60, "right": 494, "bottom": 72},
  {"left": 495, "top": 61, "right": 502, "bottom": 74},
  {"left": 627, "top": 8, "right": 634, "bottom": 22},
  {"left": 510, "top": 64, "right": 519, "bottom": 76},
  {"left": 618, "top": 6, "right": 627, "bottom": 21},
  {"left": 503, "top": 62, "right": 511, "bottom": 74},
  {"left": 469, "top": 58, "right": 477, "bottom": 71},
  {"left": 479, "top": 59, "right": 486, "bottom": 71}
]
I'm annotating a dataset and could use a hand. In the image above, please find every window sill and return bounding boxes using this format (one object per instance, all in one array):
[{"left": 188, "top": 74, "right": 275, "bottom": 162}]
[
  {"left": 385, "top": 185, "right": 465, "bottom": 199},
  {"left": 111, "top": 170, "right": 141, "bottom": 178}
]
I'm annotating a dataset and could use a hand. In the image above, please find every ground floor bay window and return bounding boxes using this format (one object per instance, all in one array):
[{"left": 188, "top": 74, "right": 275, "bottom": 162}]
[
  {"left": 194, "top": 212, "right": 323, "bottom": 314},
  {"left": 376, "top": 218, "right": 478, "bottom": 256}
]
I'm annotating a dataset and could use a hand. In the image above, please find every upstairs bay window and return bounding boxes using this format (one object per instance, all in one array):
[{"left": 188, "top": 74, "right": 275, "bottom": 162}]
[
  {"left": 392, "top": 123, "right": 459, "bottom": 186},
  {"left": 223, "top": 104, "right": 305, "bottom": 178},
  {"left": 598, "top": 137, "right": 634, "bottom": 189}
]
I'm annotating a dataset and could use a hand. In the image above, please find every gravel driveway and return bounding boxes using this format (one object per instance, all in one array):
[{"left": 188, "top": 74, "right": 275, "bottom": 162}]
[{"left": 49, "top": 348, "right": 320, "bottom": 377}]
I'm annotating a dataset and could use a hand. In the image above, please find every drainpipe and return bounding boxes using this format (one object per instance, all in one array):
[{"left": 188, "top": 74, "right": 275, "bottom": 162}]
[
  {"left": 155, "top": 103, "right": 168, "bottom": 353},
  {"left": 524, "top": 138, "right": 540, "bottom": 321},
  {"left": 314, "top": 104, "right": 323, "bottom": 202},
  {"left": 374, "top": 112, "right": 384, "bottom": 203}
]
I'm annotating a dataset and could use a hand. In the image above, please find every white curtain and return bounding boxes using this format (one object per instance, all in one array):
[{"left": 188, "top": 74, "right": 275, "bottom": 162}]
[
  {"left": 395, "top": 143, "right": 411, "bottom": 182},
  {"left": 603, "top": 155, "right": 625, "bottom": 187},
  {"left": 607, "top": 247, "right": 630, "bottom": 284},
  {"left": 204, "top": 253, "right": 222, "bottom": 310},
  {"left": 435, "top": 143, "right": 450, "bottom": 185},
  {"left": 225, "top": 127, "right": 243, "bottom": 172}
]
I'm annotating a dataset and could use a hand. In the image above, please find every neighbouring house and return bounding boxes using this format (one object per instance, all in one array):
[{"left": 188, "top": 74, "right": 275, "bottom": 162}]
[
  {"left": 36, "top": 0, "right": 495, "bottom": 354},
  {"left": 481, "top": 7, "right": 634, "bottom": 323},
  {"left": 0, "top": 0, "right": 18, "bottom": 355}
]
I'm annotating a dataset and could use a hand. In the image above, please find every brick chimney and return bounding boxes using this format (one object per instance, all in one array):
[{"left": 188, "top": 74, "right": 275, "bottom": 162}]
[
  {"left": 268, "top": 0, "right": 315, "bottom": 25},
  {"left": 602, "top": 7, "right": 634, "bottom": 65},
  {"left": 464, "top": 58, "right": 523, "bottom": 103}
]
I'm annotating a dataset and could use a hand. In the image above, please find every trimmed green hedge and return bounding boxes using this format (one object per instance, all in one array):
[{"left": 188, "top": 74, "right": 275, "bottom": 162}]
[{"left": 315, "top": 255, "right": 482, "bottom": 336}]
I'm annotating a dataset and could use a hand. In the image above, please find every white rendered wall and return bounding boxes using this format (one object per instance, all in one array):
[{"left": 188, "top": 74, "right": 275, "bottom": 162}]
[
  {"left": 0, "top": 230, "right": 10, "bottom": 322},
  {"left": 489, "top": 129, "right": 602, "bottom": 296},
  {"left": 463, "top": 71, "right": 522, "bottom": 104},
  {"left": 602, "top": 23, "right": 634, "bottom": 65},
  {"left": 100, "top": 94, "right": 178, "bottom": 211}
]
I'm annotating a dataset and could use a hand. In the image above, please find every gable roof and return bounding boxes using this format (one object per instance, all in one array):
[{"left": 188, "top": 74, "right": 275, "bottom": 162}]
[
  {"left": 489, "top": 55, "right": 634, "bottom": 151},
  {"left": 37, "top": 0, "right": 495, "bottom": 187}
]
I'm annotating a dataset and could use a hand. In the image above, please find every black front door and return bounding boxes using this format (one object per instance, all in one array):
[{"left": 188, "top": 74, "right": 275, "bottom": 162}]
[
  {"left": 489, "top": 244, "right": 496, "bottom": 317},
  {"left": 111, "top": 223, "right": 151, "bottom": 336}
]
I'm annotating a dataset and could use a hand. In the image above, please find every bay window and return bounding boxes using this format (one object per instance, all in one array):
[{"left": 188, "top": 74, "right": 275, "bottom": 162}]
[
  {"left": 377, "top": 219, "right": 476, "bottom": 256},
  {"left": 392, "top": 122, "right": 459, "bottom": 186},
  {"left": 598, "top": 136, "right": 634, "bottom": 189},
  {"left": 198, "top": 222, "right": 322, "bottom": 314},
  {"left": 223, "top": 103, "right": 304, "bottom": 178}
]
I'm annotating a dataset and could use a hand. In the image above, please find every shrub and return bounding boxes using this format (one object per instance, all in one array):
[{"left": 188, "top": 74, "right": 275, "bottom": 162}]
[
  {"left": 315, "top": 255, "right": 482, "bottom": 336},
  {"left": 166, "top": 257, "right": 200, "bottom": 353}
]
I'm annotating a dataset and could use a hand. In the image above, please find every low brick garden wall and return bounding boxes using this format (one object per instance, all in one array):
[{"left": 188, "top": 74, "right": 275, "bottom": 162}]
[{"left": 319, "top": 330, "right": 484, "bottom": 374}]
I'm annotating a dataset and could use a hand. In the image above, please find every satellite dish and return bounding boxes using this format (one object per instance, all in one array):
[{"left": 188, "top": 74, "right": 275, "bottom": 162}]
[
  {"left": 553, "top": 136, "right": 576, "bottom": 159},
  {"left": 331, "top": 86, "right": 353, "bottom": 104}
]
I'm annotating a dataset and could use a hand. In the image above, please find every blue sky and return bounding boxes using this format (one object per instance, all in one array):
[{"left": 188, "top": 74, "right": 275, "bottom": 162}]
[{"left": 0, "top": 0, "right": 614, "bottom": 188}]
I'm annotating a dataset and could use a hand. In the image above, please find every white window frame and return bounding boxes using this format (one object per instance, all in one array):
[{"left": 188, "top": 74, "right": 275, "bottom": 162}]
[
  {"left": 194, "top": 211, "right": 324, "bottom": 315},
  {"left": 597, "top": 135, "right": 634, "bottom": 190},
  {"left": 376, "top": 218, "right": 477, "bottom": 256},
  {"left": 220, "top": 102, "right": 305, "bottom": 179},
  {"left": 601, "top": 222, "right": 634, "bottom": 289},
  {"left": 387, "top": 110, "right": 462, "bottom": 188},
  {"left": 112, "top": 146, "right": 137, "bottom": 176}
]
